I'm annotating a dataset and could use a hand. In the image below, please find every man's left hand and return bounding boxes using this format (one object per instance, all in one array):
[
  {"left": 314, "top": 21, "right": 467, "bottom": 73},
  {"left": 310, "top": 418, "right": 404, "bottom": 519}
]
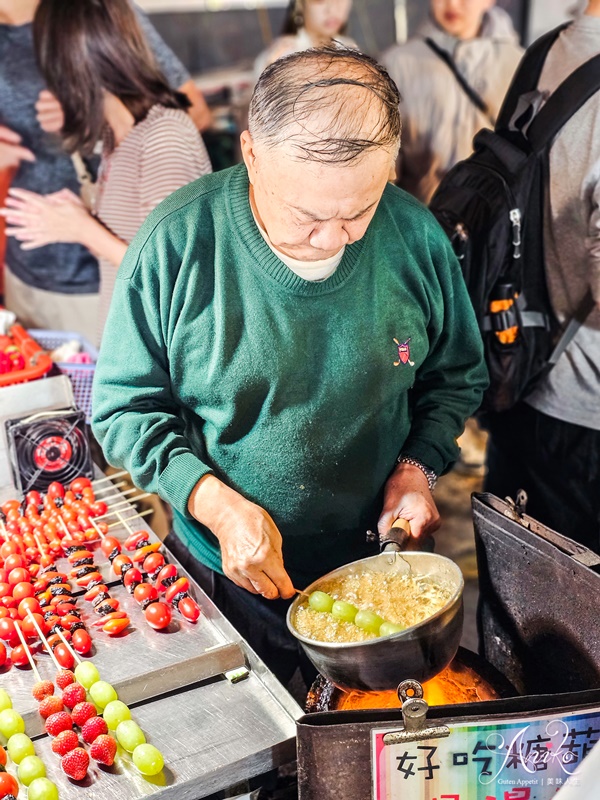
[{"left": 378, "top": 461, "right": 441, "bottom": 542}]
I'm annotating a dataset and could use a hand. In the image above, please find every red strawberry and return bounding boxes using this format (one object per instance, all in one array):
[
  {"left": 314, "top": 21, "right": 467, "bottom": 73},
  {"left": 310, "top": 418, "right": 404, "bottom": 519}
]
[
  {"left": 55, "top": 669, "right": 76, "bottom": 690},
  {"left": 32, "top": 680, "right": 54, "bottom": 701},
  {"left": 90, "top": 734, "right": 117, "bottom": 766},
  {"left": 81, "top": 715, "right": 108, "bottom": 744},
  {"left": 45, "top": 711, "right": 73, "bottom": 737},
  {"left": 61, "top": 747, "right": 89, "bottom": 781},
  {"left": 62, "top": 682, "right": 86, "bottom": 710},
  {"left": 71, "top": 702, "right": 96, "bottom": 727},
  {"left": 39, "top": 695, "right": 64, "bottom": 719},
  {"left": 51, "top": 729, "right": 79, "bottom": 756}
]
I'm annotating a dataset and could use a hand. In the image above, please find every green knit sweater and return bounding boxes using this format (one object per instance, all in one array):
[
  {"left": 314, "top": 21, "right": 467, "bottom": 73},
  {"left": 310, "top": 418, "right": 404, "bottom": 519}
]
[{"left": 92, "top": 164, "right": 487, "bottom": 587}]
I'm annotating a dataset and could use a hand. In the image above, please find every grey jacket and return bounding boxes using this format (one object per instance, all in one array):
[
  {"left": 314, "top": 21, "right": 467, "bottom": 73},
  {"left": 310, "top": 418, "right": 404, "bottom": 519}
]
[{"left": 382, "top": 8, "right": 523, "bottom": 203}]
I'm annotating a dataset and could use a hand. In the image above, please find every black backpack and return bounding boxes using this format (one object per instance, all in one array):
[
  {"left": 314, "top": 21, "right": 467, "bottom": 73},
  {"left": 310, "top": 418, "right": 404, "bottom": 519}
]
[{"left": 429, "top": 25, "right": 600, "bottom": 414}]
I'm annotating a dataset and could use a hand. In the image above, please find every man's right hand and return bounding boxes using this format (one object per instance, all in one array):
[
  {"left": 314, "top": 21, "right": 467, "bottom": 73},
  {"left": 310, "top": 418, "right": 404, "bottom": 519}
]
[
  {"left": 188, "top": 475, "right": 295, "bottom": 600},
  {"left": 0, "top": 125, "right": 35, "bottom": 171}
]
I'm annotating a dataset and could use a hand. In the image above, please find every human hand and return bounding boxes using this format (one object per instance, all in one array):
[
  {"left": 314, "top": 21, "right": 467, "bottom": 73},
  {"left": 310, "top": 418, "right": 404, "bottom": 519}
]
[
  {"left": 378, "top": 462, "right": 441, "bottom": 542},
  {"left": 0, "top": 125, "right": 35, "bottom": 170},
  {"left": 35, "top": 90, "right": 65, "bottom": 134},
  {"left": 1, "top": 186, "right": 91, "bottom": 249},
  {"left": 188, "top": 475, "right": 295, "bottom": 600}
]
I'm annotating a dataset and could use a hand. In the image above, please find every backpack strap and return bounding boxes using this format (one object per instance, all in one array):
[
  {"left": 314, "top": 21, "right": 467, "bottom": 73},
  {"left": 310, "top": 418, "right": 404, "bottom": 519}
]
[
  {"left": 424, "top": 38, "right": 495, "bottom": 124},
  {"left": 496, "top": 24, "right": 569, "bottom": 132},
  {"left": 546, "top": 290, "right": 596, "bottom": 368},
  {"left": 527, "top": 54, "right": 600, "bottom": 153}
]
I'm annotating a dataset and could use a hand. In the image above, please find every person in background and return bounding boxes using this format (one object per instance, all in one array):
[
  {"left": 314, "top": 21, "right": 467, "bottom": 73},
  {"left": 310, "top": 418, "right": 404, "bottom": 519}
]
[
  {"left": 1, "top": 0, "right": 211, "bottom": 346},
  {"left": 0, "top": 0, "right": 211, "bottom": 343},
  {"left": 382, "top": 0, "right": 523, "bottom": 204},
  {"left": 484, "top": 0, "right": 600, "bottom": 551},
  {"left": 91, "top": 47, "right": 487, "bottom": 684},
  {"left": 254, "top": 0, "right": 356, "bottom": 77}
]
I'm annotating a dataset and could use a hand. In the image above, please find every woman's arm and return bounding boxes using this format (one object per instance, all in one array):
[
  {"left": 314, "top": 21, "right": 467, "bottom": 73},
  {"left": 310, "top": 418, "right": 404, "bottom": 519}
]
[{"left": 1, "top": 187, "right": 127, "bottom": 267}]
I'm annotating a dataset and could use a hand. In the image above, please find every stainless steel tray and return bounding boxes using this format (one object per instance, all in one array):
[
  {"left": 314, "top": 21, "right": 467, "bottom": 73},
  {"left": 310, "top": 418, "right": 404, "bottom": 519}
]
[
  {"left": 2, "top": 473, "right": 301, "bottom": 796},
  {"left": 8, "top": 579, "right": 246, "bottom": 737},
  {"left": 28, "top": 673, "right": 297, "bottom": 800}
]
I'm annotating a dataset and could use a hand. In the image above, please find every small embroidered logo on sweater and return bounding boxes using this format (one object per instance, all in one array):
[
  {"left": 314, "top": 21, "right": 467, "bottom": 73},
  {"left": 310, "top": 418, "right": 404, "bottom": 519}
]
[{"left": 393, "top": 338, "right": 414, "bottom": 367}]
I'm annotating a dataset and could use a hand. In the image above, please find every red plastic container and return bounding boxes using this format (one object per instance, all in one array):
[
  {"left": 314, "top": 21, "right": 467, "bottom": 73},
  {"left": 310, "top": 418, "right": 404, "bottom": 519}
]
[{"left": 0, "top": 325, "right": 53, "bottom": 387}]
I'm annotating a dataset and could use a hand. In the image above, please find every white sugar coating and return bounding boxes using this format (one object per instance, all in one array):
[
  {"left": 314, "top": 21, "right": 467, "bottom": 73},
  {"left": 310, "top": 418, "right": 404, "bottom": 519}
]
[{"left": 293, "top": 569, "right": 452, "bottom": 644}]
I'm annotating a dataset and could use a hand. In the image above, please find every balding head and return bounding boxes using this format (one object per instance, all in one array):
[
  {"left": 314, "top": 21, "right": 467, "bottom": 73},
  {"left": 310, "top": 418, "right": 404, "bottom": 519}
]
[{"left": 249, "top": 46, "right": 402, "bottom": 164}]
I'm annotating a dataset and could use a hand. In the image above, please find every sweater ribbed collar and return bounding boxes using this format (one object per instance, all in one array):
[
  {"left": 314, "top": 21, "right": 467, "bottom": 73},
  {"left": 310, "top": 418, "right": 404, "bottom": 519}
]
[{"left": 226, "top": 163, "right": 368, "bottom": 295}]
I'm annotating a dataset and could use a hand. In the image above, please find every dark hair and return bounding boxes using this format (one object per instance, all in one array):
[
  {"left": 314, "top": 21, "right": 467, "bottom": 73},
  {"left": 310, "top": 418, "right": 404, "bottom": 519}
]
[
  {"left": 33, "top": 0, "right": 190, "bottom": 155},
  {"left": 281, "top": 0, "right": 349, "bottom": 36},
  {"left": 249, "top": 46, "right": 401, "bottom": 164}
]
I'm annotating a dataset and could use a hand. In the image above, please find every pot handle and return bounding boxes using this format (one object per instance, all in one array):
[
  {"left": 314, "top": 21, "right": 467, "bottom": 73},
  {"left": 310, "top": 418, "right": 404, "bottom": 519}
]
[{"left": 380, "top": 517, "right": 412, "bottom": 553}]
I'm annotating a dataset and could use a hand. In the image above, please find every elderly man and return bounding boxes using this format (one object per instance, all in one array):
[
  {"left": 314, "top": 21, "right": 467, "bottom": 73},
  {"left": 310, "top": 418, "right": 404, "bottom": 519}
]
[
  {"left": 382, "top": 0, "right": 523, "bottom": 204},
  {"left": 92, "top": 48, "right": 487, "bottom": 685}
]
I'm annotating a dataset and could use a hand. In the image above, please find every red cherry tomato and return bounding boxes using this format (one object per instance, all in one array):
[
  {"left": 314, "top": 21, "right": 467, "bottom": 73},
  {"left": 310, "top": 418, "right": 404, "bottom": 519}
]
[
  {"left": 133, "top": 583, "right": 158, "bottom": 605},
  {"left": 0, "top": 770, "right": 19, "bottom": 798},
  {"left": 0, "top": 583, "right": 11, "bottom": 599},
  {"left": 142, "top": 552, "right": 165, "bottom": 575},
  {"left": 22, "top": 613, "right": 47, "bottom": 639},
  {"left": 1, "top": 499, "right": 20, "bottom": 515},
  {"left": 88, "top": 501, "right": 108, "bottom": 518},
  {"left": 70, "top": 477, "right": 93, "bottom": 493},
  {"left": 165, "top": 577, "right": 190, "bottom": 605},
  {"left": 144, "top": 601, "right": 172, "bottom": 630},
  {"left": 47, "top": 481, "right": 65, "bottom": 499},
  {"left": 71, "top": 628, "right": 92, "bottom": 654},
  {"left": 0, "top": 541, "right": 18, "bottom": 559},
  {"left": 53, "top": 641, "right": 75, "bottom": 669},
  {"left": 100, "top": 536, "right": 121, "bottom": 558},
  {"left": 0, "top": 569, "right": 7, "bottom": 583},
  {"left": 123, "top": 567, "right": 143, "bottom": 592},
  {"left": 102, "top": 617, "right": 130, "bottom": 635},
  {"left": 60, "top": 507, "right": 77, "bottom": 523},
  {"left": 63, "top": 490, "right": 75, "bottom": 506},
  {"left": 11, "top": 581, "right": 34, "bottom": 602},
  {"left": 112, "top": 554, "right": 132, "bottom": 577},
  {"left": 26, "top": 490, "right": 42, "bottom": 506},
  {"left": 0, "top": 640, "right": 6, "bottom": 667},
  {"left": 0, "top": 617, "right": 19, "bottom": 646},
  {"left": 8, "top": 567, "right": 30, "bottom": 585},
  {"left": 10, "top": 643, "right": 30, "bottom": 667},
  {"left": 18, "top": 596, "right": 42, "bottom": 618},
  {"left": 0, "top": 608, "right": 8, "bottom": 620},
  {"left": 178, "top": 595, "right": 201, "bottom": 623},
  {"left": 82, "top": 487, "right": 96, "bottom": 503}
]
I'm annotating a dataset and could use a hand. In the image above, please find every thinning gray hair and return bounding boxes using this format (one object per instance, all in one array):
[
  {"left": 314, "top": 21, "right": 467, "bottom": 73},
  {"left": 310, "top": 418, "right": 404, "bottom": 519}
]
[{"left": 249, "top": 46, "right": 402, "bottom": 164}]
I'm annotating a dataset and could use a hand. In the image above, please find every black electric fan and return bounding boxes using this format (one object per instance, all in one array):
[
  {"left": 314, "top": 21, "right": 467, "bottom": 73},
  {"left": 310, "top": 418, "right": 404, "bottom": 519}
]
[{"left": 6, "top": 408, "right": 93, "bottom": 494}]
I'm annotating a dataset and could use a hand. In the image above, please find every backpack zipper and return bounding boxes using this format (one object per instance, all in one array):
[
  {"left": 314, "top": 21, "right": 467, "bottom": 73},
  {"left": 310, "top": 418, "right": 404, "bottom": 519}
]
[
  {"left": 465, "top": 162, "right": 523, "bottom": 263},
  {"left": 509, "top": 209, "right": 522, "bottom": 260}
]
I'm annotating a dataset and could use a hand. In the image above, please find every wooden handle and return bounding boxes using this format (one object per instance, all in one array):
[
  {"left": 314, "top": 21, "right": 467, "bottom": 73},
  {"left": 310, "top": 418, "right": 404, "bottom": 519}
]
[{"left": 391, "top": 518, "right": 411, "bottom": 535}]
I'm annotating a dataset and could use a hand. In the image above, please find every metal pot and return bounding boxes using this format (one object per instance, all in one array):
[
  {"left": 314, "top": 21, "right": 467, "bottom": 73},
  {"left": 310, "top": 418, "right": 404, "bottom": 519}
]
[{"left": 286, "top": 549, "right": 464, "bottom": 692}]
